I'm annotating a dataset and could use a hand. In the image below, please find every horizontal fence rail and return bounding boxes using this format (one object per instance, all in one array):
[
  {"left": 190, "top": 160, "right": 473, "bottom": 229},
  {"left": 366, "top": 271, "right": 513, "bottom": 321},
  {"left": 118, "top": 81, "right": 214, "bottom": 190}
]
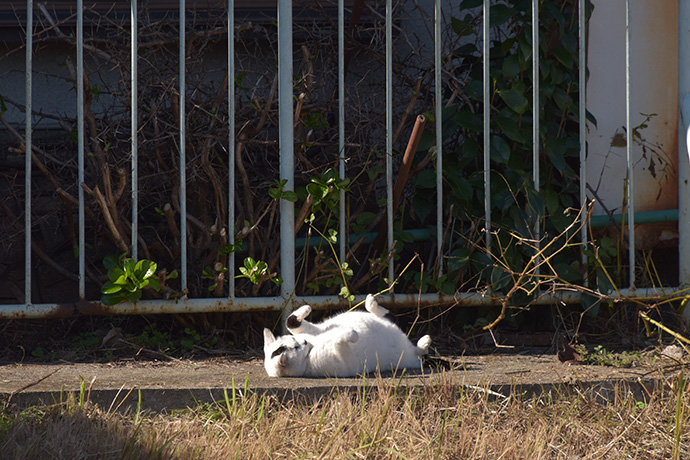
[{"left": 2, "top": 0, "right": 687, "bottom": 320}]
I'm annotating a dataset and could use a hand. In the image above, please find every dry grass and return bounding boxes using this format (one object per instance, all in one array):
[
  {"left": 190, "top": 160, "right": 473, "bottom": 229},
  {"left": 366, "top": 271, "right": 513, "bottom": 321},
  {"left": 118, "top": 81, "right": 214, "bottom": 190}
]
[{"left": 1, "top": 375, "right": 689, "bottom": 460}]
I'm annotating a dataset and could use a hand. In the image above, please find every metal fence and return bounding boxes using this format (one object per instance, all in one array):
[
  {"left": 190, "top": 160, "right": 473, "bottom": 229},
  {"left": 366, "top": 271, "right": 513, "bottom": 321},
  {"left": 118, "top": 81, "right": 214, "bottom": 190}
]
[{"left": 4, "top": 0, "right": 688, "bottom": 319}]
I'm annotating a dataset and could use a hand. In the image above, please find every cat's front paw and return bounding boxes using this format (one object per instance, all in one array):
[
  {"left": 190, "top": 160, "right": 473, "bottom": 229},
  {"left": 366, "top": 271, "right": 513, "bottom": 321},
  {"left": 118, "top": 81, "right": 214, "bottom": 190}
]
[
  {"left": 286, "top": 305, "right": 312, "bottom": 329},
  {"left": 345, "top": 329, "right": 359, "bottom": 343}
]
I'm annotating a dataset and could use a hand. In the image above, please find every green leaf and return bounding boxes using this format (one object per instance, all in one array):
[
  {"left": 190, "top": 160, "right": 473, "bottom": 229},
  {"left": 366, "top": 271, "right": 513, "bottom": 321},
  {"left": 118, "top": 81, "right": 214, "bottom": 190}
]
[
  {"left": 544, "top": 189, "right": 560, "bottom": 214},
  {"left": 413, "top": 191, "right": 434, "bottom": 223},
  {"left": 127, "top": 289, "right": 143, "bottom": 302},
  {"left": 454, "top": 110, "right": 483, "bottom": 131},
  {"left": 464, "top": 80, "right": 484, "bottom": 102},
  {"left": 414, "top": 169, "right": 437, "bottom": 189},
  {"left": 490, "top": 4, "right": 514, "bottom": 27},
  {"left": 123, "top": 258, "right": 136, "bottom": 276},
  {"left": 550, "top": 46, "right": 573, "bottom": 68},
  {"left": 147, "top": 278, "right": 161, "bottom": 291},
  {"left": 526, "top": 186, "right": 545, "bottom": 217},
  {"left": 448, "top": 248, "right": 470, "bottom": 272},
  {"left": 460, "top": 0, "right": 482, "bottom": 8},
  {"left": 451, "top": 17, "right": 473, "bottom": 36},
  {"left": 307, "top": 183, "right": 328, "bottom": 201},
  {"left": 495, "top": 114, "right": 526, "bottom": 143},
  {"left": 501, "top": 54, "right": 521, "bottom": 80},
  {"left": 281, "top": 191, "right": 299, "bottom": 202},
  {"left": 101, "top": 293, "right": 126, "bottom": 306},
  {"left": 490, "top": 266, "right": 511, "bottom": 291},
  {"left": 416, "top": 130, "right": 435, "bottom": 152},
  {"left": 244, "top": 257, "right": 256, "bottom": 270},
  {"left": 341, "top": 262, "right": 354, "bottom": 278},
  {"left": 490, "top": 135, "right": 511, "bottom": 164},
  {"left": 135, "top": 260, "right": 157, "bottom": 281},
  {"left": 544, "top": 137, "right": 567, "bottom": 172},
  {"left": 108, "top": 268, "right": 128, "bottom": 285},
  {"left": 448, "top": 175, "right": 473, "bottom": 200},
  {"left": 101, "top": 281, "right": 122, "bottom": 294},
  {"left": 103, "top": 253, "right": 123, "bottom": 270},
  {"left": 497, "top": 89, "right": 529, "bottom": 114}
]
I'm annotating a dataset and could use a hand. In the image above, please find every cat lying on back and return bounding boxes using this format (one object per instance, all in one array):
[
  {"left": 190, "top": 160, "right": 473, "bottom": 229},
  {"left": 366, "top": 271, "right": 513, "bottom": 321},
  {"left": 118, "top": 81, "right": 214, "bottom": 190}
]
[{"left": 263, "top": 294, "right": 431, "bottom": 377}]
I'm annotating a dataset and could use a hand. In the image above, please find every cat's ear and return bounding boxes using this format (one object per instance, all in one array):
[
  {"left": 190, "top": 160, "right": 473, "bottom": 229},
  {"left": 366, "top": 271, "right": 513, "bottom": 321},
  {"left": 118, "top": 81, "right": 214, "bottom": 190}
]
[{"left": 263, "top": 328, "right": 276, "bottom": 347}]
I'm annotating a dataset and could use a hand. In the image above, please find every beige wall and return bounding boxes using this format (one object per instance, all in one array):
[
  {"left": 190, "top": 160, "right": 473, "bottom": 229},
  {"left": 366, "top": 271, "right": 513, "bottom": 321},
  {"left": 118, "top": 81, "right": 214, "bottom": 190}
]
[{"left": 586, "top": 0, "right": 678, "bottom": 215}]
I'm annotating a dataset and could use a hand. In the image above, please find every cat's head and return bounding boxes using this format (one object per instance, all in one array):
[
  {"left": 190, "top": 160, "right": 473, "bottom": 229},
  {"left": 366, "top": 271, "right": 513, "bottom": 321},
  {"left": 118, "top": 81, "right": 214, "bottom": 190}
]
[{"left": 263, "top": 329, "right": 312, "bottom": 377}]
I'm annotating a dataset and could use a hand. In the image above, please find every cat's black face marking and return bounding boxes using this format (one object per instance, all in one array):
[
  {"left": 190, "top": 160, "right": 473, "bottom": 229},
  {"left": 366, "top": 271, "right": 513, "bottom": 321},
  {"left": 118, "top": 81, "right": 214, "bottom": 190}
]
[
  {"left": 271, "top": 346, "right": 287, "bottom": 359},
  {"left": 286, "top": 314, "right": 301, "bottom": 329},
  {"left": 271, "top": 341, "right": 304, "bottom": 359}
]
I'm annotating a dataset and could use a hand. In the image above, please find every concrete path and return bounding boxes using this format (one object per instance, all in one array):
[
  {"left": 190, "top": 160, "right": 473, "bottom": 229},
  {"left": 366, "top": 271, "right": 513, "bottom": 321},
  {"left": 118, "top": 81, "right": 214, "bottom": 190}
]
[{"left": 0, "top": 353, "right": 671, "bottom": 412}]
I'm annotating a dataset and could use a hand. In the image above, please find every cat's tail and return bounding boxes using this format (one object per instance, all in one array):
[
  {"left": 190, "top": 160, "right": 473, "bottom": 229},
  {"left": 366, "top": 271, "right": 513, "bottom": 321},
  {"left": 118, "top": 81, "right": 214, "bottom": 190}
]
[{"left": 415, "top": 335, "right": 432, "bottom": 356}]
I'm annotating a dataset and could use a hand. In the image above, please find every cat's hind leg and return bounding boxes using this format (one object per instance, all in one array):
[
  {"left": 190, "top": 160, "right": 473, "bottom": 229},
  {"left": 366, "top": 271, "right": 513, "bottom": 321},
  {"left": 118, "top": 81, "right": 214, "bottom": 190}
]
[
  {"left": 365, "top": 294, "right": 390, "bottom": 317},
  {"left": 415, "top": 335, "right": 432, "bottom": 356},
  {"left": 286, "top": 305, "right": 323, "bottom": 336}
]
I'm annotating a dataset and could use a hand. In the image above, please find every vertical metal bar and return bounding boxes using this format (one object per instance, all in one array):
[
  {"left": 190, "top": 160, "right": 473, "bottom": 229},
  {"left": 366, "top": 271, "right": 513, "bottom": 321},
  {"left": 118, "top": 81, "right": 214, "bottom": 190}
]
[
  {"left": 278, "top": 0, "right": 295, "bottom": 302},
  {"left": 228, "top": 0, "right": 235, "bottom": 298},
  {"left": 532, "top": 0, "right": 540, "bottom": 271},
  {"left": 131, "top": 0, "right": 138, "bottom": 260},
  {"left": 24, "top": 0, "right": 33, "bottom": 304},
  {"left": 385, "top": 0, "right": 394, "bottom": 286},
  {"left": 482, "top": 0, "right": 491, "bottom": 250},
  {"left": 578, "top": 0, "right": 588, "bottom": 276},
  {"left": 625, "top": 0, "right": 635, "bottom": 287},
  {"left": 77, "top": 0, "right": 85, "bottom": 299},
  {"left": 434, "top": 0, "right": 443, "bottom": 275},
  {"left": 179, "top": 0, "right": 188, "bottom": 293},
  {"left": 338, "top": 0, "right": 346, "bottom": 265},
  {"left": 679, "top": 0, "right": 690, "bottom": 289}
]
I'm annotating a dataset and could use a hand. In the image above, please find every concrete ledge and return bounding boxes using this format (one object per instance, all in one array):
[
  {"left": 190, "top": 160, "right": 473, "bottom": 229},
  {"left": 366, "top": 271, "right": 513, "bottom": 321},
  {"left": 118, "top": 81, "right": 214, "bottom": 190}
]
[{"left": 0, "top": 354, "right": 676, "bottom": 412}]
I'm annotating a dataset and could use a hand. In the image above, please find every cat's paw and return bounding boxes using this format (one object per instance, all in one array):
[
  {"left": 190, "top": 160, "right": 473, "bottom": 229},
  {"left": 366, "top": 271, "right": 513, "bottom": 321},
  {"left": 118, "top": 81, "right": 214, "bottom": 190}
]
[
  {"left": 365, "top": 294, "right": 389, "bottom": 317},
  {"left": 345, "top": 329, "right": 359, "bottom": 343},
  {"left": 416, "top": 335, "right": 431, "bottom": 354},
  {"left": 286, "top": 305, "right": 312, "bottom": 329}
]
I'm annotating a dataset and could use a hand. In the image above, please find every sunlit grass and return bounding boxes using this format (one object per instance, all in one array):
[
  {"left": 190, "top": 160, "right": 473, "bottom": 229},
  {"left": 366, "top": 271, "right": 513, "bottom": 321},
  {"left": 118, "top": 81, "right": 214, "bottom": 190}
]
[{"left": 1, "top": 373, "right": 688, "bottom": 459}]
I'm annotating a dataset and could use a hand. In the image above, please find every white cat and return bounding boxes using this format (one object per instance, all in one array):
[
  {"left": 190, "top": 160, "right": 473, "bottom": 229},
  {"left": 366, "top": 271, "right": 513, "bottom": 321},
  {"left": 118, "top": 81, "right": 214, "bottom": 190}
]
[{"left": 263, "top": 294, "right": 431, "bottom": 377}]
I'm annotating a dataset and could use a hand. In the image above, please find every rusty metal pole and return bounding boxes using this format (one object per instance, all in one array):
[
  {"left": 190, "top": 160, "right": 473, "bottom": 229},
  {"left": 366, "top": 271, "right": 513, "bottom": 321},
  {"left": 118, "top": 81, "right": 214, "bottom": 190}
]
[{"left": 392, "top": 114, "right": 426, "bottom": 213}]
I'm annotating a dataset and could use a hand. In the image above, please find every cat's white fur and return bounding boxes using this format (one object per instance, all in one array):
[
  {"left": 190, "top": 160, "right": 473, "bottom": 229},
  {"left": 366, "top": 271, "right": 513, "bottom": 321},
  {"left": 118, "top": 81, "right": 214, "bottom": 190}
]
[{"left": 263, "top": 294, "right": 431, "bottom": 377}]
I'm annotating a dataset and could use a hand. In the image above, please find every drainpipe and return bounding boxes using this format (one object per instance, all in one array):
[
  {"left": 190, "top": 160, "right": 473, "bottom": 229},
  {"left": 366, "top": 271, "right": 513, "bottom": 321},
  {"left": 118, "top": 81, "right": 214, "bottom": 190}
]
[{"left": 679, "top": 0, "right": 690, "bottom": 324}]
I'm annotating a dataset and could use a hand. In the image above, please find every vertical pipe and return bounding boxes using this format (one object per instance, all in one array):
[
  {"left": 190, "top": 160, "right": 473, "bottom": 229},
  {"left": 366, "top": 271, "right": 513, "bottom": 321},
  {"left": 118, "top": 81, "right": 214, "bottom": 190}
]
[
  {"left": 24, "top": 0, "right": 33, "bottom": 304},
  {"left": 77, "top": 0, "right": 85, "bottom": 300},
  {"left": 579, "top": 0, "right": 588, "bottom": 277},
  {"left": 385, "top": 0, "right": 394, "bottom": 286},
  {"left": 625, "top": 0, "right": 635, "bottom": 287},
  {"left": 179, "top": 0, "right": 188, "bottom": 293},
  {"left": 434, "top": 0, "right": 443, "bottom": 275},
  {"left": 131, "top": 0, "right": 138, "bottom": 261},
  {"left": 482, "top": 0, "right": 491, "bottom": 251},
  {"left": 338, "top": 0, "right": 346, "bottom": 264},
  {"left": 679, "top": 0, "right": 690, "bottom": 289},
  {"left": 278, "top": 0, "right": 295, "bottom": 302},
  {"left": 228, "top": 0, "right": 235, "bottom": 298},
  {"left": 532, "top": 0, "right": 540, "bottom": 271}
]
